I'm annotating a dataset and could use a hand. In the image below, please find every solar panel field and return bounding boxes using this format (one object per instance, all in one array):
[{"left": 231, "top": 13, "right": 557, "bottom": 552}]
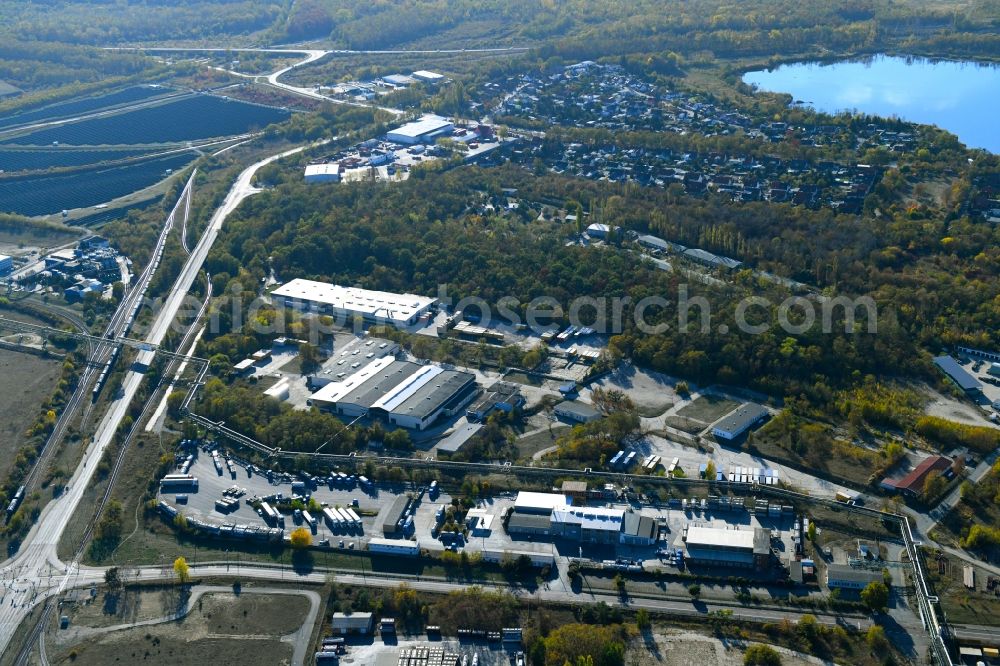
[
  {"left": 0, "top": 148, "right": 151, "bottom": 172},
  {"left": 0, "top": 152, "right": 197, "bottom": 216},
  {"left": 0, "top": 85, "right": 172, "bottom": 130},
  {"left": 1, "top": 94, "right": 291, "bottom": 146}
]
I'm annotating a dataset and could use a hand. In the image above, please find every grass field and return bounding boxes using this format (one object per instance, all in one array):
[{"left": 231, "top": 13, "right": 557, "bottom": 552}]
[
  {"left": 676, "top": 395, "right": 740, "bottom": 425},
  {"left": 0, "top": 345, "right": 63, "bottom": 482},
  {"left": 515, "top": 425, "right": 569, "bottom": 461},
  {"left": 197, "top": 592, "right": 310, "bottom": 635},
  {"left": 636, "top": 400, "right": 674, "bottom": 418},
  {"left": 662, "top": 415, "right": 706, "bottom": 434},
  {"left": 504, "top": 371, "right": 545, "bottom": 387},
  {"left": 50, "top": 628, "right": 293, "bottom": 666}
]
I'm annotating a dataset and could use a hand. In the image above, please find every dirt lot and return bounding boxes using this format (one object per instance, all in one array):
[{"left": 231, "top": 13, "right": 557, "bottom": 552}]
[
  {"left": 0, "top": 345, "right": 63, "bottom": 479},
  {"left": 628, "top": 630, "right": 825, "bottom": 666},
  {"left": 48, "top": 590, "right": 309, "bottom": 666},
  {"left": 0, "top": 228, "right": 79, "bottom": 258},
  {"left": 586, "top": 366, "right": 684, "bottom": 417},
  {"left": 921, "top": 383, "right": 998, "bottom": 428},
  {"left": 196, "top": 592, "right": 310, "bottom": 636}
]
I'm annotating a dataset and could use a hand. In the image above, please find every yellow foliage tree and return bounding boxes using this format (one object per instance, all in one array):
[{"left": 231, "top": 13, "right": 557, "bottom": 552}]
[
  {"left": 290, "top": 527, "right": 313, "bottom": 549},
  {"left": 173, "top": 556, "right": 190, "bottom": 583}
]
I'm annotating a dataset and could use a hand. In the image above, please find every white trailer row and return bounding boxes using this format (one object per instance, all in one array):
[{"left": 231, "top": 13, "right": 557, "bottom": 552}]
[
  {"left": 160, "top": 474, "right": 199, "bottom": 491},
  {"left": 260, "top": 500, "right": 281, "bottom": 525},
  {"left": 322, "top": 506, "right": 362, "bottom": 532}
]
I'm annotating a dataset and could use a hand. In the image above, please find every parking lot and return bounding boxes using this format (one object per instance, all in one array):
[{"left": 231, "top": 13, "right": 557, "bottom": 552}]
[
  {"left": 160, "top": 445, "right": 822, "bottom": 592},
  {"left": 161, "top": 452, "right": 417, "bottom": 549},
  {"left": 955, "top": 354, "right": 1000, "bottom": 415}
]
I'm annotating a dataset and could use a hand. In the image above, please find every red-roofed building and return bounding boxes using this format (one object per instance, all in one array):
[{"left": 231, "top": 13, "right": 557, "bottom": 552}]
[{"left": 889, "top": 455, "right": 952, "bottom": 497}]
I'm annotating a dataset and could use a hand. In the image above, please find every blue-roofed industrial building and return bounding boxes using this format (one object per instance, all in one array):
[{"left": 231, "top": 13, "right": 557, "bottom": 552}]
[{"left": 933, "top": 355, "right": 982, "bottom": 394}]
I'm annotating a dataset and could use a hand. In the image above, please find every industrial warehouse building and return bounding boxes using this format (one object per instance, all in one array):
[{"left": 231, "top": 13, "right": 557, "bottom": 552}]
[
  {"left": 272, "top": 278, "right": 436, "bottom": 327},
  {"left": 304, "top": 163, "right": 341, "bottom": 183},
  {"left": 381, "top": 495, "right": 412, "bottom": 537},
  {"left": 883, "top": 454, "right": 953, "bottom": 497},
  {"left": 412, "top": 70, "right": 445, "bottom": 83},
  {"left": 466, "top": 382, "right": 525, "bottom": 421},
  {"left": 505, "top": 492, "right": 657, "bottom": 545},
  {"left": 553, "top": 400, "right": 602, "bottom": 423},
  {"left": 551, "top": 506, "right": 625, "bottom": 544},
  {"left": 825, "top": 564, "right": 884, "bottom": 590},
  {"left": 933, "top": 355, "right": 982, "bottom": 395},
  {"left": 622, "top": 512, "right": 658, "bottom": 546},
  {"left": 683, "top": 526, "right": 772, "bottom": 569},
  {"left": 711, "top": 402, "right": 769, "bottom": 440},
  {"left": 506, "top": 491, "right": 568, "bottom": 538},
  {"left": 310, "top": 356, "right": 478, "bottom": 431},
  {"left": 386, "top": 114, "right": 455, "bottom": 145},
  {"left": 331, "top": 612, "right": 374, "bottom": 635}
]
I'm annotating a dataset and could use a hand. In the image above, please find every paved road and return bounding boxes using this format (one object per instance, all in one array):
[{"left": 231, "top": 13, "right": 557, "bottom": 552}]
[
  {"left": 125, "top": 45, "right": 520, "bottom": 117},
  {"left": 60, "top": 561, "right": 868, "bottom": 631}
]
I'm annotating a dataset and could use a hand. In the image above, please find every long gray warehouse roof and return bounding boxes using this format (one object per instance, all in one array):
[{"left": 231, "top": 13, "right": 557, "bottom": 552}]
[
  {"left": 712, "top": 402, "right": 769, "bottom": 435},
  {"left": 554, "top": 400, "right": 602, "bottom": 420},
  {"left": 339, "top": 360, "right": 422, "bottom": 409},
  {"left": 826, "top": 563, "right": 884, "bottom": 584},
  {"left": 436, "top": 422, "right": 483, "bottom": 454},
  {"left": 382, "top": 495, "right": 410, "bottom": 532},
  {"left": 933, "top": 355, "right": 981, "bottom": 392},
  {"left": 391, "top": 369, "right": 476, "bottom": 421}
]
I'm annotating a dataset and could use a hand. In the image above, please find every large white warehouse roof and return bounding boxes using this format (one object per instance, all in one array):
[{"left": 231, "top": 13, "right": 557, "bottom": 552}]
[
  {"left": 514, "top": 491, "right": 570, "bottom": 513},
  {"left": 387, "top": 114, "right": 454, "bottom": 143},
  {"left": 685, "top": 526, "right": 757, "bottom": 550},
  {"left": 272, "top": 279, "right": 436, "bottom": 326}
]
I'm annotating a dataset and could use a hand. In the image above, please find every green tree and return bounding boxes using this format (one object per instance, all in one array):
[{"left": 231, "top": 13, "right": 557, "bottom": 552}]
[
  {"left": 865, "top": 625, "right": 889, "bottom": 656},
  {"left": 923, "top": 471, "right": 946, "bottom": 499},
  {"left": 104, "top": 567, "right": 122, "bottom": 592},
  {"left": 635, "top": 608, "right": 651, "bottom": 631},
  {"left": 544, "top": 623, "right": 625, "bottom": 666},
  {"left": 384, "top": 428, "right": 412, "bottom": 450},
  {"left": 166, "top": 390, "right": 186, "bottom": 419},
  {"left": 743, "top": 644, "right": 782, "bottom": 665},
  {"left": 299, "top": 342, "right": 320, "bottom": 374},
  {"left": 860, "top": 581, "right": 889, "bottom": 612}
]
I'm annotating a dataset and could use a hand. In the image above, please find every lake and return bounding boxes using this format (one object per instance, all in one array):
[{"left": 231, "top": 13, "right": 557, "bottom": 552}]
[{"left": 742, "top": 55, "right": 1000, "bottom": 153}]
